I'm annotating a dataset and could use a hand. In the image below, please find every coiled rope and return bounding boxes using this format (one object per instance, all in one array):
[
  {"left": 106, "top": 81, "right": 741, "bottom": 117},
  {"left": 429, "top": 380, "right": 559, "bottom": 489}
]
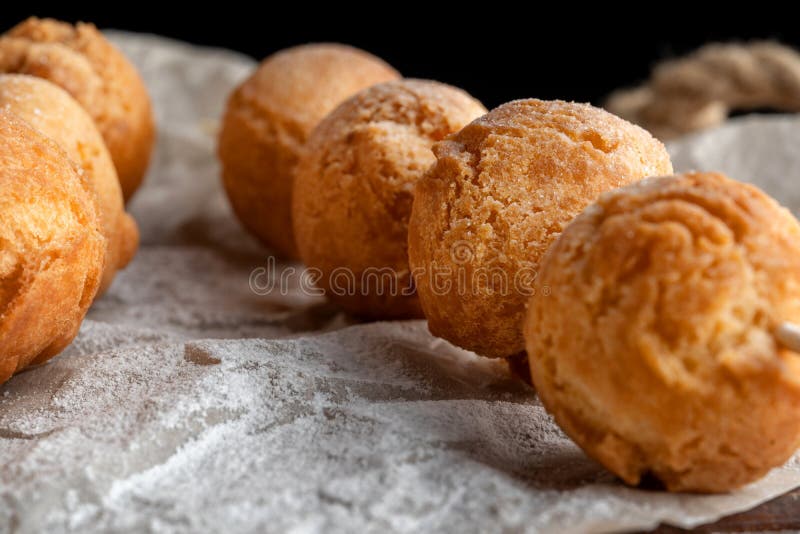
[{"left": 606, "top": 41, "right": 800, "bottom": 139}]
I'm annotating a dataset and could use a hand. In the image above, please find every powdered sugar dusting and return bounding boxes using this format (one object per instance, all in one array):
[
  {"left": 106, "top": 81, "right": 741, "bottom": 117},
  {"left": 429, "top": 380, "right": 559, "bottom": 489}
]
[{"left": 0, "top": 32, "right": 799, "bottom": 534}]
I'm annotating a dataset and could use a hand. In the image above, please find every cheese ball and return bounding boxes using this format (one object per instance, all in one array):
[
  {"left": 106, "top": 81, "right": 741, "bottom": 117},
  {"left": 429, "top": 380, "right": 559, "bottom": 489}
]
[
  {"left": 0, "top": 74, "right": 138, "bottom": 294},
  {"left": 218, "top": 43, "right": 400, "bottom": 258},
  {"left": 408, "top": 99, "right": 673, "bottom": 358},
  {"left": 525, "top": 172, "right": 800, "bottom": 493},
  {"left": 0, "top": 110, "right": 105, "bottom": 384},
  {"left": 0, "top": 17, "right": 156, "bottom": 200},
  {"left": 293, "top": 80, "right": 486, "bottom": 319}
]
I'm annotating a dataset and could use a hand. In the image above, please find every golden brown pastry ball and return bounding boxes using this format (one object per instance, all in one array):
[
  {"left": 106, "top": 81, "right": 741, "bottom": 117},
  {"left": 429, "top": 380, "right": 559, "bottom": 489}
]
[
  {"left": 408, "top": 99, "right": 673, "bottom": 358},
  {"left": 293, "top": 79, "right": 487, "bottom": 319},
  {"left": 525, "top": 172, "right": 800, "bottom": 493},
  {"left": 0, "top": 110, "right": 105, "bottom": 384},
  {"left": 0, "top": 74, "right": 138, "bottom": 294},
  {"left": 218, "top": 43, "right": 400, "bottom": 258},
  {"left": 0, "top": 17, "right": 156, "bottom": 200}
]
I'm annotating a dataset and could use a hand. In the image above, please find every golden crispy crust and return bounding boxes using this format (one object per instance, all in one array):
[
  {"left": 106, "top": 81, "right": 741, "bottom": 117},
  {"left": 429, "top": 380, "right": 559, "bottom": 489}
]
[
  {"left": 218, "top": 43, "right": 400, "bottom": 258},
  {"left": 408, "top": 99, "right": 673, "bottom": 358},
  {"left": 0, "top": 17, "right": 155, "bottom": 200},
  {"left": 0, "top": 75, "right": 138, "bottom": 294},
  {"left": 525, "top": 172, "right": 800, "bottom": 493},
  {"left": 0, "top": 109, "right": 105, "bottom": 384},
  {"left": 293, "top": 79, "right": 486, "bottom": 319}
]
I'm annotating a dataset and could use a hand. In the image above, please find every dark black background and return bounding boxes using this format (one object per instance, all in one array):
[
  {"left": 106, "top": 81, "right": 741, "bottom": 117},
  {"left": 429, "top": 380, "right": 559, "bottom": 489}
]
[{"left": 1, "top": 7, "right": 796, "bottom": 110}]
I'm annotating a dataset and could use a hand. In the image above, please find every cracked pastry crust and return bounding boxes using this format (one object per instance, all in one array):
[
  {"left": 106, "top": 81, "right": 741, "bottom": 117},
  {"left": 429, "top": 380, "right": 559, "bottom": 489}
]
[
  {"left": 525, "top": 172, "right": 800, "bottom": 493},
  {"left": 218, "top": 43, "right": 400, "bottom": 259},
  {"left": 293, "top": 79, "right": 486, "bottom": 319},
  {"left": 408, "top": 99, "right": 673, "bottom": 358},
  {"left": 0, "top": 110, "right": 104, "bottom": 384},
  {"left": 0, "top": 17, "right": 155, "bottom": 200},
  {"left": 0, "top": 74, "right": 138, "bottom": 295}
]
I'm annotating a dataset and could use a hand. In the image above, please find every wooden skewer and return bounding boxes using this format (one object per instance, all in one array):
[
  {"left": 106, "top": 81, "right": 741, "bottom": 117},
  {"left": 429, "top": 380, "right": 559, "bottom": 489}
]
[{"left": 776, "top": 322, "right": 800, "bottom": 353}]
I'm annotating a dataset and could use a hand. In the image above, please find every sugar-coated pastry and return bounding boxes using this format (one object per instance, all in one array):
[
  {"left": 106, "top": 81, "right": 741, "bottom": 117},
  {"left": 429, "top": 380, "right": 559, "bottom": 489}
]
[
  {"left": 293, "top": 80, "right": 486, "bottom": 319},
  {"left": 0, "top": 17, "right": 155, "bottom": 200},
  {"left": 0, "top": 74, "right": 138, "bottom": 294},
  {"left": 218, "top": 43, "right": 400, "bottom": 258},
  {"left": 408, "top": 99, "right": 673, "bottom": 358},
  {"left": 525, "top": 172, "right": 800, "bottom": 493},
  {"left": 0, "top": 110, "right": 105, "bottom": 384}
]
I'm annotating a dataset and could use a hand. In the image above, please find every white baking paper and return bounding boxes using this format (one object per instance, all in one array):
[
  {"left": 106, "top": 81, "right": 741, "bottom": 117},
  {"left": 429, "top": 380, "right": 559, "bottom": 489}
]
[{"left": 1, "top": 32, "right": 799, "bottom": 534}]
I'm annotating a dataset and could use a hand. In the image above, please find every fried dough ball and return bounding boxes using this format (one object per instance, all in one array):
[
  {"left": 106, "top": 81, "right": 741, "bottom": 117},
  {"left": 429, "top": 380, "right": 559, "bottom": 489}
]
[
  {"left": 0, "top": 74, "right": 138, "bottom": 294},
  {"left": 525, "top": 172, "right": 800, "bottom": 493},
  {"left": 293, "top": 80, "right": 487, "bottom": 319},
  {"left": 0, "top": 17, "right": 156, "bottom": 200},
  {"left": 408, "top": 99, "right": 672, "bottom": 358},
  {"left": 0, "top": 110, "right": 105, "bottom": 384},
  {"left": 218, "top": 43, "right": 400, "bottom": 258}
]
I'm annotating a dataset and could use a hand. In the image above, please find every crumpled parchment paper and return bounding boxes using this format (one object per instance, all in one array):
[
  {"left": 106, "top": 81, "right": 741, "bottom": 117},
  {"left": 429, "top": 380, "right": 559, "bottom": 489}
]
[{"left": 1, "top": 32, "right": 799, "bottom": 534}]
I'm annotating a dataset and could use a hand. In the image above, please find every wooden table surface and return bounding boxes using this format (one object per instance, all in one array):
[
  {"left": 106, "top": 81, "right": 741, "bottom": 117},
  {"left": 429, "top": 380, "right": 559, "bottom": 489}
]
[{"left": 650, "top": 488, "right": 800, "bottom": 532}]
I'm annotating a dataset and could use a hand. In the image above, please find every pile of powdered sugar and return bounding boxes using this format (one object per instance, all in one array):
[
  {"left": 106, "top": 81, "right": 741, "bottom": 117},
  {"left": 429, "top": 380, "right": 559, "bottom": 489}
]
[{"left": 1, "top": 33, "right": 800, "bottom": 534}]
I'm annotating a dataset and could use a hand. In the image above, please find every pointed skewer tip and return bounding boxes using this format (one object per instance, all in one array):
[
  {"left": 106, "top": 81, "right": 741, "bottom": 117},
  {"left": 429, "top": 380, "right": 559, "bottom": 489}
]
[{"left": 776, "top": 322, "right": 800, "bottom": 353}]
